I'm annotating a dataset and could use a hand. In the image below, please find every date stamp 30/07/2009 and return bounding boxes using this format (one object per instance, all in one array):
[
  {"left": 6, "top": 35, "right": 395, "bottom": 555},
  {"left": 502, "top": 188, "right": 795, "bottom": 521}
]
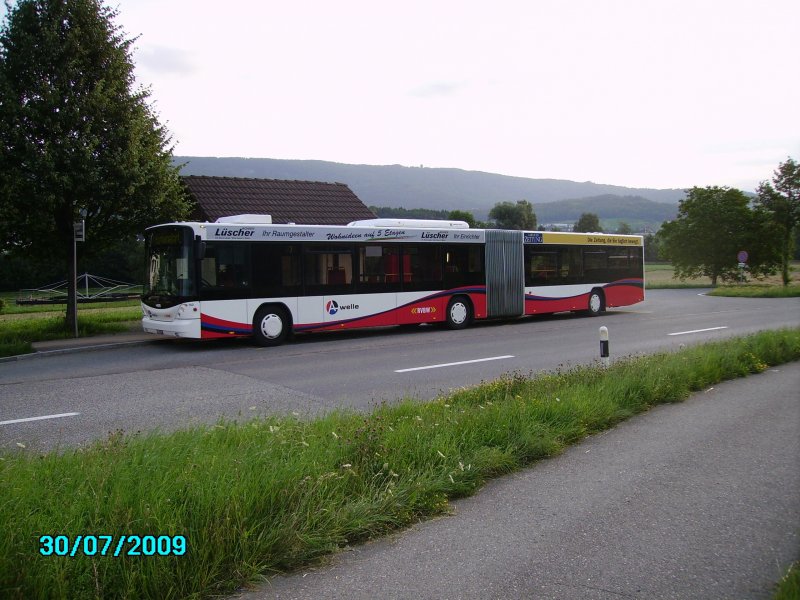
[{"left": 38, "top": 535, "right": 186, "bottom": 557}]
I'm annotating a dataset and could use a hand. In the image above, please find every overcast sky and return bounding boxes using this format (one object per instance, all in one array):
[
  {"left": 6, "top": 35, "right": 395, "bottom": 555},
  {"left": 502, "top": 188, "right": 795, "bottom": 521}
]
[{"left": 10, "top": 1, "right": 800, "bottom": 191}]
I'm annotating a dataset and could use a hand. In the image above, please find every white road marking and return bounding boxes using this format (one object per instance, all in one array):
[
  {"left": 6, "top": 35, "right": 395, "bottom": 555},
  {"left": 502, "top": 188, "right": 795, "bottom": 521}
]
[
  {"left": 668, "top": 326, "right": 728, "bottom": 336},
  {"left": 0, "top": 412, "right": 80, "bottom": 426},
  {"left": 395, "top": 355, "right": 514, "bottom": 373}
]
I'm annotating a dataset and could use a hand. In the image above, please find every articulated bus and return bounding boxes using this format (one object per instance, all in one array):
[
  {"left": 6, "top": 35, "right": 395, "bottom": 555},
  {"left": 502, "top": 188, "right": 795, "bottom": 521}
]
[{"left": 141, "top": 216, "right": 644, "bottom": 346}]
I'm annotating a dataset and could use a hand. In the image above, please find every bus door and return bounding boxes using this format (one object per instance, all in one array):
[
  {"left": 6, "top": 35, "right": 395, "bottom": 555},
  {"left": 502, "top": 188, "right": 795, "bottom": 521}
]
[
  {"left": 302, "top": 246, "right": 363, "bottom": 327},
  {"left": 199, "top": 242, "right": 251, "bottom": 332}
]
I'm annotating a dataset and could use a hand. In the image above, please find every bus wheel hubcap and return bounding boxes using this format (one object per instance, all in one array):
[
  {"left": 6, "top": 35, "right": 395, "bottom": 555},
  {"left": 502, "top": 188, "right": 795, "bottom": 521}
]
[
  {"left": 590, "top": 294, "right": 601, "bottom": 312},
  {"left": 262, "top": 315, "right": 283, "bottom": 338},
  {"left": 451, "top": 303, "right": 467, "bottom": 324}
]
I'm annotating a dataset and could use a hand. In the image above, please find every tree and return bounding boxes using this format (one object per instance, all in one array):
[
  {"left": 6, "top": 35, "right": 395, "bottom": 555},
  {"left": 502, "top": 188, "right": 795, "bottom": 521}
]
[
  {"left": 755, "top": 157, "right": 799, "bottom": 286},
  {"left": 643, "top": 232, "right": 662, "bottom": 262},
  {"left": 371, "top": 206, "right": 449, "bottom": 220},
  {"left": 0, "top": 0, "right": 191, "bottom": 333},
  {"left": 488, "top": 200, "right": 536, "bottom": 230},
  {"left": 659, "top": 186, "right": 778, "bottom": 286},
  {"left": 573, "top": 212, "right": 601, "bottom": 232},
  {"left": 447, "top": 209, "right": 477, "bottom": 228},
  {"left": 616, "top": 221, "right": 633, "bottom": 234}
]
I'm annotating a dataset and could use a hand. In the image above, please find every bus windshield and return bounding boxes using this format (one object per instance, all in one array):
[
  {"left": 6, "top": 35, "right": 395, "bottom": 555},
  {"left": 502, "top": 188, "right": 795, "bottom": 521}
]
[{"left": 142, "top": 226, "right": 197, "bottom": 306}]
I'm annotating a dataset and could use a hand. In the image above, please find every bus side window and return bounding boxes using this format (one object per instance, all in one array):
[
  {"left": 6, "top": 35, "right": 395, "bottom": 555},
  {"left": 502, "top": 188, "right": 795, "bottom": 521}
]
[
  {"left": 304, "top": 248, "right": 354, "bottom": 295},
  {"left": 201, "top": 255, "right": 218, "bottom": 287},
  {"left": 525, "top": 250, "right": 557, "bottom": 286},
  {"left": 608, "top": 247, "right": 630, "bottom": 271},
  {"left": 251, "top": 243, "right": 301, "bottom": 296},
  {"left": 628, "top": 247, "right": 643, "bottom": 278},
  {"left": 402, "top": 245, "right": 442, "bottom": 291},
  {"left": 584, "top": 249, "right": 607, "bottom": 272},
  {"left": 608, "top": 246, "right": 643, "bottom": 279},
  {"left": 201, "top": 243, "right": 251, "bottom": 289},
  {"left": 562, "top": 247, "right": 583, "bottom": 281},
  {"left": 444, "top": 244, "right": 484, "bottom": 287},
  {"left": 358, "top": 245, "right": 401, "bottom": 290}
]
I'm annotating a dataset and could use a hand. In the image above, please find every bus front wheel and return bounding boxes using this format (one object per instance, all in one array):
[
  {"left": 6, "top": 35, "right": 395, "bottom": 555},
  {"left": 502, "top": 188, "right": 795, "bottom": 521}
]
[
  {"left": 253, "top": 305, "right": 290, "bottom": 346},
  {"left": 446, "top": 296, "right": 472, "bottom": 330}
]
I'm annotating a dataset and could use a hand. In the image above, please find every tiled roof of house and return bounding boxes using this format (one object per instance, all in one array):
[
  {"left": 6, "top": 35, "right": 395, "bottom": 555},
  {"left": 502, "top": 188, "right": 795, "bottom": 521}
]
[{"left": 183, "top": 176, "right": 375, "bottom": 225}]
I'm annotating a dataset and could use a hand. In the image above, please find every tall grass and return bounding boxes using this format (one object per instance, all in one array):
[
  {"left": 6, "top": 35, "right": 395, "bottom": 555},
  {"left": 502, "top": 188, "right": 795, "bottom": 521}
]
[
  {"left": 1, "top": 329, "right": 799, "bottom": 599},
  {"left": 774, "top": 562, "right": 800, "bottom": 600},
  {"left": 0, "top": 308, "right": 140, "bottom": 357}
]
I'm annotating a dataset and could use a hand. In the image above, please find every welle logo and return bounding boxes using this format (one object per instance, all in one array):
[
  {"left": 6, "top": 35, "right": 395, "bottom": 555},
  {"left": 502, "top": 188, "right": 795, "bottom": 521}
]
[{"left": 326, "top": 299, "right": 359, "bottom": 316}]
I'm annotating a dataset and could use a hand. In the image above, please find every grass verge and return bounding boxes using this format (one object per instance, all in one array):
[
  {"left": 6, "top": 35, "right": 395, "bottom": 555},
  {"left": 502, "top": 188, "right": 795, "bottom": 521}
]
[
  {"left": 1, "top": 329, "right": 799, "bottom": 599},
  {"left": 708, "top": 284, "right": 800, "bottom": 298},
  {"left": 0, "top": 308, "right": 141, "bottom": 358},
  {"left": 774, "top": 562, "right": 800, "bottom": 600},
  {"left": 644, "top": 263, "right": 713, "bottom": 289}
]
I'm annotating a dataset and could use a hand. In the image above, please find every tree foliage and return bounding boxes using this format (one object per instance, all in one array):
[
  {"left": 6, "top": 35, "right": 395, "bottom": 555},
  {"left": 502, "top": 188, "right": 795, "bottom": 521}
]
[
  {"left": 370, "top": 206, "right": 450, "bottom": 220},
  {"left": 488, "top": 200, "right": 536, "bottom": 230},
  {"left": 573, "top": 212, "right": 601, "bottom": 232},
  {"left": 755, "top": 157, "right": 799, "bottom": 286},
  {"left": 447, "top": 209, "right": 478, "bottom": 228},
  {"left": 659, "top": 186, "right": 778, "bottom": 286},
  {"left": 643, "top": 233, "right": 661, "bottom": 262},
  {"left": 368, "top": 206, "right": 482, "bottom": 227},
  {"left": 0, "top": 0, "right": 191, "bottom": 327},
  {"left": 616, "top": 221, "right": 633, "bottom": 234}
]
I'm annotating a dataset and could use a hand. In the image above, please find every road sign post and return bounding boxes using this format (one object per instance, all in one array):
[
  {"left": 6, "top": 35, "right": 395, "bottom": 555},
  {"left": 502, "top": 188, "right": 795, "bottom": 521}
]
[
  {"left": 737, "top": 250, "right": 748, "bottom": 283},
  {"left": 72, "top": 220, "right": 85, "bottom": 338}
]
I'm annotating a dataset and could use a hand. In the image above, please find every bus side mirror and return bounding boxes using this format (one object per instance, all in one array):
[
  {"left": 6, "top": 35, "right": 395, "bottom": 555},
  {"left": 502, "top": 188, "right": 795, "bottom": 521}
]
[{"left": 194, "top": 238, "right": 206, "bottom": 260}]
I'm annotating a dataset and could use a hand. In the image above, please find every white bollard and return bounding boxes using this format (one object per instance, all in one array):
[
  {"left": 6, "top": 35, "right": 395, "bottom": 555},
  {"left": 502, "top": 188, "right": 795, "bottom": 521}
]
[{"left": 599, "top": 326, "right": 610, "bottom": 368}]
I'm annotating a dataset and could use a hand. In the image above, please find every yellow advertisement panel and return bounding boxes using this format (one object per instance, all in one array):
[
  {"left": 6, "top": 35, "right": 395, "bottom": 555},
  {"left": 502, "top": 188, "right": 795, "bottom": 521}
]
[{"left": 540, "top": 232, "right": 643, "bottom": 246}]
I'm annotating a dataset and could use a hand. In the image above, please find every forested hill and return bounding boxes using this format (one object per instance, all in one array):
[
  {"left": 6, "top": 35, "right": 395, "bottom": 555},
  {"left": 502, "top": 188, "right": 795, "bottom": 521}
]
[
  {"left": 535, "top": 195, "right": 678, "bottom": 230},
  {"left": 175, "top": 157, "right": 685, "bottom": 216}
]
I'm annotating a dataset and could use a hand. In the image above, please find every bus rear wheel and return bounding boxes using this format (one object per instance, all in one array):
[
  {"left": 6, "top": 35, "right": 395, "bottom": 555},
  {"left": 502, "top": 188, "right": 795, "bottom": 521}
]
[
  {"left": 446, "top": 296, "right": 472, "bottom": 330},
  {"left": 586, "top": 289, "right": 604, "bottom": 316},
  {"left": 253, "top": 305, "right": 290, "bottom": 346}
]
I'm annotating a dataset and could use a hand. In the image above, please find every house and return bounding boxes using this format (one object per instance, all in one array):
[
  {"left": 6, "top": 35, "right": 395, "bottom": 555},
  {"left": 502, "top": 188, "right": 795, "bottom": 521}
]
[{"left": 183, "top": 175, "right": 376, "bottom": 225}]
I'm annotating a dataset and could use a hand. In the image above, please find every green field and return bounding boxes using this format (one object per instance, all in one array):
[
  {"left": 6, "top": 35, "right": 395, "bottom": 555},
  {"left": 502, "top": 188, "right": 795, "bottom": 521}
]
[
  {"left": 0, "top": 293, "right": 141, "bottom": 357},
  {"left": 645, "top": 261, "right": 800, "bottom": 292}
]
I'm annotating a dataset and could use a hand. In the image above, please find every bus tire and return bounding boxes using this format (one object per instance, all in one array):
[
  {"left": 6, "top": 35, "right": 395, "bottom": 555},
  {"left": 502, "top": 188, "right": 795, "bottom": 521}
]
[
  {"left": 586, "top": 289, "right": 604, "bottom": 316},
  {"left": 446, "top": 296, "right": 472, "bottom": 330},
  {"left": 253, "top": 305, "right": 291, "bottom": 346}
]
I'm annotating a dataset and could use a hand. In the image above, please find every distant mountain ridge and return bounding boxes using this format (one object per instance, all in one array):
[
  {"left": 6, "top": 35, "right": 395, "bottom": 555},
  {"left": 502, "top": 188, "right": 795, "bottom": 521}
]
[
  {"left": 534, "top": 195, "right": 677, "bottom": 230},
  {"left": 175, "top": 156, "right": 683, "bottom": 228}
]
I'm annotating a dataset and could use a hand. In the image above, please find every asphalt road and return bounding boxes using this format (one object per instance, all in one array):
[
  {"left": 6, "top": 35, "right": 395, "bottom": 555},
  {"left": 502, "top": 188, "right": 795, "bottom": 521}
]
[
  {"left": 1, "top": 289, "right": 799, "bottom": 452},
  {"left": 248, "top": 363, "right": 800, "bottom": 600}
]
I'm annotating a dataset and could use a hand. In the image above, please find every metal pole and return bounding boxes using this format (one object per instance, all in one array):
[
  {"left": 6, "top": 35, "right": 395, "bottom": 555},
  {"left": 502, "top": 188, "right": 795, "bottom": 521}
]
[
  {"left": 73, "top": 236, "right": 78, "bottom": 338},
  {"left": 599, "top": 326, "right": 609, "bottom": 368}
]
